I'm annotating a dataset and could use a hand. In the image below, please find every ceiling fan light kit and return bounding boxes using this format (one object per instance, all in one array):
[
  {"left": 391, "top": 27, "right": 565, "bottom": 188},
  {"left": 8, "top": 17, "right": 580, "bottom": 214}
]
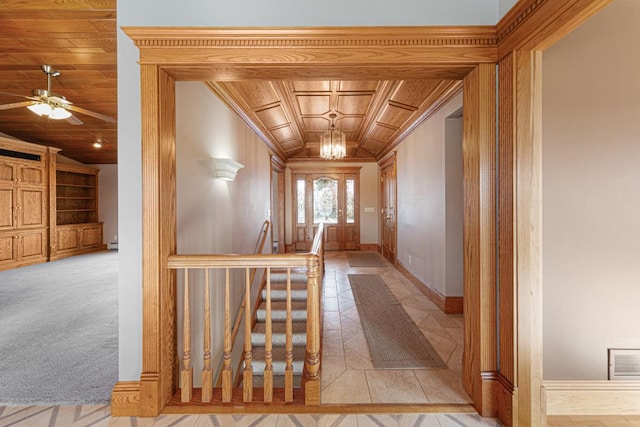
[{"left": 0, "top": 65, "right": 115, "bottom": 125}]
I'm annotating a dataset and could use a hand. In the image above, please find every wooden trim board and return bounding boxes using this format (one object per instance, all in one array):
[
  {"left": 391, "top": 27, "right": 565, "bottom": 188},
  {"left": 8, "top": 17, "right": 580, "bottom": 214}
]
[
  {"left": 543, "top": 381, "right": 640, "bottom": 416},
  {"left": 396, "top": 261, "right": 463, "bottom": 315},
  {"left": 111, "top": 381, "right": 141, "bottom": 416}
]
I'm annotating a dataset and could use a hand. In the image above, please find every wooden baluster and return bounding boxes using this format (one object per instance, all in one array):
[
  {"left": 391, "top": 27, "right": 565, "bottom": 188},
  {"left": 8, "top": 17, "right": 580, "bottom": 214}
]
[
  {"left": 222, "top": 268, "right": 232, "bottom": 402},
  {"left": 264, "top": 267, "right": 273, "bottom": 402},
  {"left": 243, "top": 267, "right": 253, "bottom": 402},
  {"left": 181, "top": 269, "right": 193, "bottom": 402},
  {"left": 304, "top": 257, "right": 321, "bottom": 405},
  {"left": 284, "top": 267, "right": 294, "bottom": 402},
  {"left": 202, "top": 268, "right": 212, "bottom": 403}
]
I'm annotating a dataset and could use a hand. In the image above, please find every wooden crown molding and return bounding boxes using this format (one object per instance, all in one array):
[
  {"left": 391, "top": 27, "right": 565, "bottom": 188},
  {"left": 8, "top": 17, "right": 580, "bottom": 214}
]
[
  {"left": 496, "top": 0, "right": 613, "bottom": 58},
  {"left": 123, "top": 26, "right": 497, "bottom": 48}
]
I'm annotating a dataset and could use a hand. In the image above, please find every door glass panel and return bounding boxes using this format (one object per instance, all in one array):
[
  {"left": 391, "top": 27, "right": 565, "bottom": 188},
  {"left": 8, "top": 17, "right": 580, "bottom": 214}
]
[
  {"left": 346, "top": 179, "right": 355, "bottom": 224},
  {"left": 313, "top": 177, "right": 338, "bottom": 224},
  {"left": 296, "top": 179, "right": 305, "bottom": 224}
]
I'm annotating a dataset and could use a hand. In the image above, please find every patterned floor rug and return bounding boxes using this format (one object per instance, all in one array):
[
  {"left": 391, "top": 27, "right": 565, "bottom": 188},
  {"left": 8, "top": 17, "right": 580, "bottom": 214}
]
[{"left": 348, "top": 273, "right": 446, "bottom": 369}]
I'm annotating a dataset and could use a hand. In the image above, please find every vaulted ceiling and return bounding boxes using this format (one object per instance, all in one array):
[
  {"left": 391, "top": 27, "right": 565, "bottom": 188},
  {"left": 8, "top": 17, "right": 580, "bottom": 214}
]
[{"left": 0, "top": 1, "right": 462, "bottom": 165}]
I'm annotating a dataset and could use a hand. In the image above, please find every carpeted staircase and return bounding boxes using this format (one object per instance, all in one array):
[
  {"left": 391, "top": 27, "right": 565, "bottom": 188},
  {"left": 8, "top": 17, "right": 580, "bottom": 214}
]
[{"left": 249, "top": 270, "right": 309, "bottom": 387}]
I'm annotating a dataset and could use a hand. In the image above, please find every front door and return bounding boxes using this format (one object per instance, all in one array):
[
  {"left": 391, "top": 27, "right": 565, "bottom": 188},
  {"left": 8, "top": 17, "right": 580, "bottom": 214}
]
[
  {"left": 292, "top": 169, "right": 359, "bottom": 251},
  {"left": 380, "top": 155, "right": 397, "bottom": 263}
]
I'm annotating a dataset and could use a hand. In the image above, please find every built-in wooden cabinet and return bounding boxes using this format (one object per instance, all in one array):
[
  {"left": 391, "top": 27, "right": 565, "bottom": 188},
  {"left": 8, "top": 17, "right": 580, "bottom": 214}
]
[
  {"left": 51, "top": 163, "right": 105, "bottom": 260},
  {"left": 0, "top": 135, "right": 105, "bottom": 270},
  {"left": 0, "top": 136, "right": 58, "bottom": 270}
]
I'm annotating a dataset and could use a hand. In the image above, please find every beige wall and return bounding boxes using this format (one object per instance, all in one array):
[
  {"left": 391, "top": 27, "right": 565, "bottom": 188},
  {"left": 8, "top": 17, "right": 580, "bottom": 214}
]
[
  {"left": 542, "top": 0, "right": 640, "bottom": 380},
  {"left": 175, "top": 81, "right": 272, "bottom": 384},
  {"left": 396, "top": 93, "right": 464, "bottom": 297}
]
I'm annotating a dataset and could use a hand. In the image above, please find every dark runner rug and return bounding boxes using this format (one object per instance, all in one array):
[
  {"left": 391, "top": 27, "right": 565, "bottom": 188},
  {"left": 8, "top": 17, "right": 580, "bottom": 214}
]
[
  {"left": 348, "top": 274, "right": 446, "bottom": 369},
  {"left": 346, "top": 251, "right": 387, "bottom": 267}
]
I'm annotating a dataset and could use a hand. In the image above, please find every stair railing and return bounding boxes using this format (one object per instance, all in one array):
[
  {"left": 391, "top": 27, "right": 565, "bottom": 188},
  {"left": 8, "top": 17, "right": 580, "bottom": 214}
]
[{"left": 167, "top": 222, "right": 324, "bottom": 405}]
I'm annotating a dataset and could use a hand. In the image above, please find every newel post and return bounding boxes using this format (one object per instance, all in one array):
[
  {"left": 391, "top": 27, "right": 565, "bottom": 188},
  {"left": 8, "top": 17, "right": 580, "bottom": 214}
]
[{"left": 304, "top": 254, "right": 321, "bottom": 405}]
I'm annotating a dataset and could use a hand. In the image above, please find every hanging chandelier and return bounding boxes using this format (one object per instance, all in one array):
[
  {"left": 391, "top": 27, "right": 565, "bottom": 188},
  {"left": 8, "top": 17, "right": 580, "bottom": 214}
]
[{"left": 319, "top": 113, "right": 346, "bottom": 160}]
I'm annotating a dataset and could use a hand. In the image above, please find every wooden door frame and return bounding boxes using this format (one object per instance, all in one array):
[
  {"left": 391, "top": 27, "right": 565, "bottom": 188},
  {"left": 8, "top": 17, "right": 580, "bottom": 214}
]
[
  {"left": 118, "top": 4, "right": 612, "bottom": 422},
  {"left": 270, "top": 155, "right": 286, "bottom": 253},
  {"left": 379, "top": 152, "right": 397, "bottom": 263},
  {"left": 290, "top": 166, "right": 361, "bottom": 251}
]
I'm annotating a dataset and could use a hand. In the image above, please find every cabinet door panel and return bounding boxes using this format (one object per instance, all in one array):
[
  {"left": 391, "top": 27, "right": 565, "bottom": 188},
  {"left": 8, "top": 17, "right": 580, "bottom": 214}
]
[
  {"left": 0, "top": 234, "right": 15, "bottom": 265},
  {"left": 0, "top": 162, "right": 15, "bottom": 184},
  {"left": 80, "top": 225, "right": 102, "bottom": 248},
  {"left": 0, "top": 188, "right": 15, "bottom": 230},
  {"left": 57, "top": 228, "right": 80, "bottom": 251},
  {"left": 18, "top": 188, "right": 46, "bottom": 227},
  {"left": 18, "top": 165, "right": 45, "bottom": 185},
  {"left": 19, "top": 230, "right": 47, "bottom": 260}
]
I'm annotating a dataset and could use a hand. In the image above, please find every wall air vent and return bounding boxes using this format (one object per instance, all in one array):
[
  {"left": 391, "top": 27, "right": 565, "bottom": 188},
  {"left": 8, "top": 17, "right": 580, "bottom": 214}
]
[{"left": 608, "top": 349, "right": 640, "bottom": 380}]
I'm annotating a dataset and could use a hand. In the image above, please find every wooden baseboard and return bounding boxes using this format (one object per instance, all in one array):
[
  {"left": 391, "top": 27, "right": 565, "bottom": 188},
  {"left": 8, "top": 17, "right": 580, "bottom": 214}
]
[
  {"left": 359, "top": 244, "right": 379, "bottom": 252},
  {"left": 543, "top": 381, "right": 640, "bottom": 416},
  {"left": 111, "top": 381, "right": 141, "bottom": 416},
  {"left": 396, "top": 261, "right": 463, "bottom": 314}
]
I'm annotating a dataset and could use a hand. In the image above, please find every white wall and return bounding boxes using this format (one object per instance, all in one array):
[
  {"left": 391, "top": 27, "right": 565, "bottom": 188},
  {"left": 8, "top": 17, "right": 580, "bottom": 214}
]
[
  {"left": 396, "top": 93, "right": 464, "bottom": 297},
  {"left": 117, "top": 0, "right": 501, "bottom": 380},
  {"left": 542, "top": 0, "right": 640, "bottom": 380},
  {"left": 96, "top": 164, "right": 118, "bottom": 246}
]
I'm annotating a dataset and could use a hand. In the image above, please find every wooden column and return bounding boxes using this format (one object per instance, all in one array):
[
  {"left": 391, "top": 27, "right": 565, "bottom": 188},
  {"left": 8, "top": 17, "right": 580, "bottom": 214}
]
[
  {"left": 497, "top": 50, "right": 543, "bottom": 427},
  {"left": 462, "top": 63, "right": 497, "bottom": 417},
  {"left": 138, "top": 64, "right": 177, "bottom": 417}
]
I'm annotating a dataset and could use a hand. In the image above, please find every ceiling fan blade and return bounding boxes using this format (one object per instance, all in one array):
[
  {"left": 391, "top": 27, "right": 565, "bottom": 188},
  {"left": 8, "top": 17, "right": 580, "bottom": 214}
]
[
  {"left": 65, "top": 114, "right": 83, "bottom": 125},
  {"left": 0, "top": 91, "right": 42, "bottom": 101},
  {"left": 66, "top": 105, "right": 115, "bottom": 123},
  {"left": 0, "top": 100, "right": 36, "bottom": 110}
]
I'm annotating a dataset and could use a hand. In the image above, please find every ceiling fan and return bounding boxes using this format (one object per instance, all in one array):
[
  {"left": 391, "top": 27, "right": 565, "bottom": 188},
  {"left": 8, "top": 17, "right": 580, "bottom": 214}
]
[{"left": 0, "top": 65, "right": 115, "bottom": 125}]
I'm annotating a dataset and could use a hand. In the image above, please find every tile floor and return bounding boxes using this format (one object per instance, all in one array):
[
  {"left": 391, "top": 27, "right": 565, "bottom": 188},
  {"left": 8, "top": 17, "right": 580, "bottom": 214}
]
[
  {"left": 320, "top": 251, "right": 470, "bottom": 405},
  {"left": 0, "top": 251, "right": 503, "bottom": 427}
]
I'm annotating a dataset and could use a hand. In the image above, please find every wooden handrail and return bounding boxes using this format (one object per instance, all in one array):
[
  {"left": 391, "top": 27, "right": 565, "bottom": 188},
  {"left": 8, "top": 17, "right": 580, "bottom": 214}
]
[{"left": 170, "top": 222, "right": 324, "bottom": 405}]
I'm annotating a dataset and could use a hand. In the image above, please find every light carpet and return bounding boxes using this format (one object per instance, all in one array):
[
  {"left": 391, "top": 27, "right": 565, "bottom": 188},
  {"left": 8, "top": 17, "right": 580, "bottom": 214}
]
[
  {"left": 345, "top": 252, "right": 387, "bottom": 267},
  {"left": 348, "top": 274, "right": 446, "bottom": 369},
  {"left": 0, "top": 251, "right": 118, "bottom": 405}
]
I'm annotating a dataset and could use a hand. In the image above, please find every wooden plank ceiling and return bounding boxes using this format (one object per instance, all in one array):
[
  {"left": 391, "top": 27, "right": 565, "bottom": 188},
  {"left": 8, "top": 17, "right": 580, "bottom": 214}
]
[{"left": 0, "top": 1, "right": 462, "bottom": 164}]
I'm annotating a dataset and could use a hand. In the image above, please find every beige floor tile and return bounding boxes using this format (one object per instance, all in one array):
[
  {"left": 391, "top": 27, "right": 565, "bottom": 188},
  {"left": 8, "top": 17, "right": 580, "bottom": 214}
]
[
  {"left": 343, "top": 330, "right": 370, "bottom": 359},
  {"left": 276, "top": 414, "right": 318, "bottom": 427},
  {"left": 418, "top": 315, "right": 455, "bottom": 341},
  {"left": 322, "top": 332, "right": 345, "bottom": 357},
  {"left": 426, "top": 309, "right": 463, "bottom": 328},
  {"left": 323, "top": 314, "right": 342, "bottom": 331},
  {"left": 419, "top": 329, "right": 458, "bottom": 365},
  {"left": 357, "top": 414, "right": 400, "bottom": 427},
  {"left": 320, "top": 356, "right": 346, "bottom": 391},
  {"left": 324, "top": 297, "right": 339, "bottom": 312},
  {"left": 446, "top": 344, "right": 464, "bottom": 371},
  {"left": 344, "top": 347, "right": 374, "bottom": 370},
  {"left": 414, "top": 369, "right": 471, "bottom": 403},
  {"left": 340, "top": 316, "right": 364, "bottom": 343},
  {"left": 365, "top": 370, "right": 429, "bottom": 404},
  {"left": 317, "top": 414, "right": 359, "bottom": 427},
  {"left": 397, "top": 413, "right": 444, "bottom": 427},
  {"left": 321, "top": 370, "right": 371, "bottom": 404}
]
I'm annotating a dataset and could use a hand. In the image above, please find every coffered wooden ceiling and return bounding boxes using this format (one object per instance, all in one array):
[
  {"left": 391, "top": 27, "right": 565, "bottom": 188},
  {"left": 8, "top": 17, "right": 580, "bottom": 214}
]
[
  {"left": 0, "top": 1, "right": 464, "bottom": 164},
  {"left": 209, "top": 78, "right": 461, "bottom": 161}
]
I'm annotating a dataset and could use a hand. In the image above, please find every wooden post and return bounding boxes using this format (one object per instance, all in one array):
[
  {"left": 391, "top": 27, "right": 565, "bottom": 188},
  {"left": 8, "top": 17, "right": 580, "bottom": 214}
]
[
  {"left": 201, "top": 269, "right": 212, "bottom": 403},
  {"left": 180, "top": 270, "right": 192, "bottom": 403},
  {"left": 243, "top": 267, "right": 253, "bottom": 402},
  {"left": 222, "top": 268, "right": 232, "bottom": 402},
  {"left": 263, "top": 268, "right": 273, "bottom": 402},
  {"left": 304, "top": 256, "right": 321, "bottom": 405},
  {"left": 284, "top": 267, "right": 294, "bottom": 402}
]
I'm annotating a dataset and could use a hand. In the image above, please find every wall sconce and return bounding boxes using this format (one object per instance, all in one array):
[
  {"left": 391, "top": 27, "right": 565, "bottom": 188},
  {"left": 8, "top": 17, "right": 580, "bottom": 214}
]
[{"left": 211, "top": 158, "right": 244, "bottom": 181}]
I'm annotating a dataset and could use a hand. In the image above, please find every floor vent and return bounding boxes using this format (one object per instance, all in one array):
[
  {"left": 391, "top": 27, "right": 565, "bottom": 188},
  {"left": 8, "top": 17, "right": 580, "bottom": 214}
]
[{"left": 608, "top": 349, "right": 640, "bottom": 380}]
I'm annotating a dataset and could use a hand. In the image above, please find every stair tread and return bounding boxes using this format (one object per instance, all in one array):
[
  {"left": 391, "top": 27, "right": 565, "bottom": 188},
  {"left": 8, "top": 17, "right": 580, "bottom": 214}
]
[
  {"left": 269, "top": 272, "right": 308, "bottom": 284},
  {"left": 256, "top": 301, "right": 307, "bottom": 322},
  {"left": 251, "top": 346, "right": 307, "bottom": 376},
  {"left": 251, "top": 322, "right": 307, "bottom": 346}
]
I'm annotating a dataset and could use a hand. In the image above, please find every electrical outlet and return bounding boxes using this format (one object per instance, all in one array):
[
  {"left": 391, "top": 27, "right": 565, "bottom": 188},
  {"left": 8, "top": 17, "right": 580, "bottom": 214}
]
[
  {"left": 408, "top": 255, "right": 412, "bottom": 264},
  {"left": 114, "top": 235, "right": 118, "bottom": 242}
]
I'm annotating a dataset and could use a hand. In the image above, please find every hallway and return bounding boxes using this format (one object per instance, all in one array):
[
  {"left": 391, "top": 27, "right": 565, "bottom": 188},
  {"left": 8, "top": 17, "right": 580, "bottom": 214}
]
[{"left": 320, "top": 251, "right": 469, "bottom": 404}]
